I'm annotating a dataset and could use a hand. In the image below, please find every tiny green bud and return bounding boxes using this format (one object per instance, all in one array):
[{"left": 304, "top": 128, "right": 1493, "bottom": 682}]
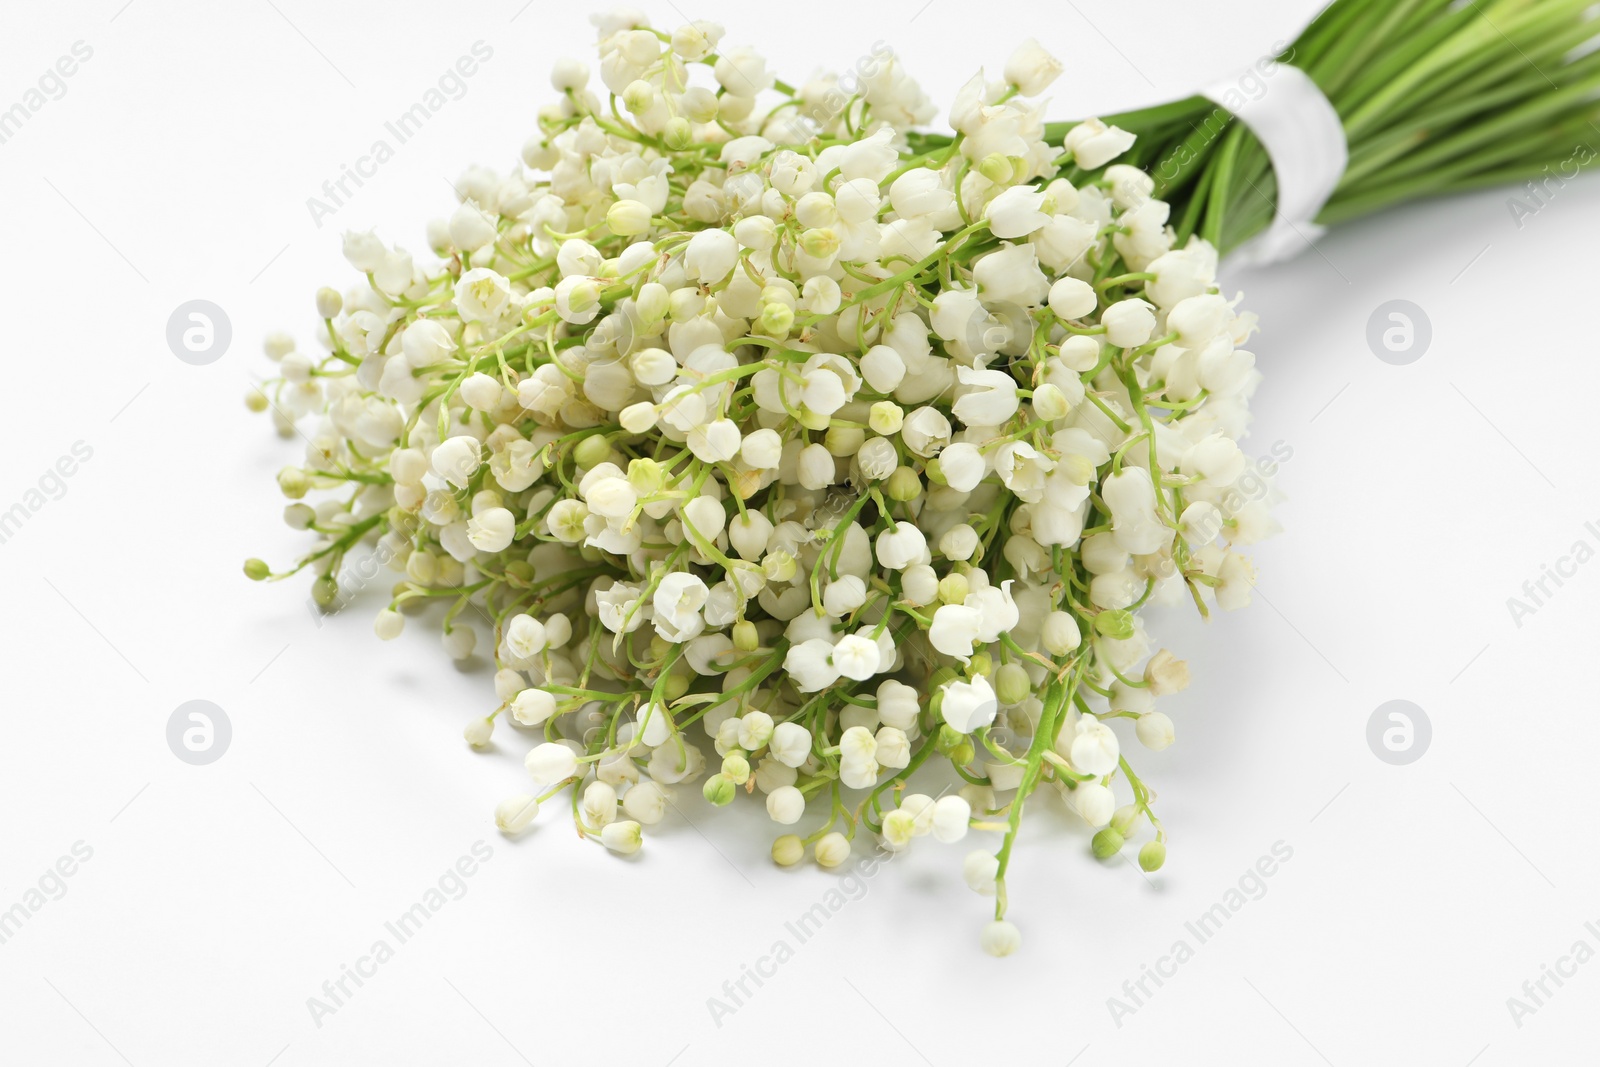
[
  {"left": 824, "top": 425, "right": 864, "bottom": 457},
  {"left": 759, "top": 284, "right": 795, "bottom": 307},
  {"left": 936, "top": 723, "right": 966, "bottom": 752},
  {"left": 1091, "top": 827, "right": 1125, "bottom": 859},
  {"left": 703, "top": 773, "right": 736, "bottom": 806},
  {"left": 311, "top": 574, "right": 339, "bottom": 610},
  {"left": 938, "top": 573, "right": 970, "bottom": 605},
  {"left": 627, "top": 457, "right": 665, "bottom": 495},
  {"left": 924, "top": 457, "right": 949, "bottom": 486},
  {"left": 243, "top": 558, "right": 271, "bottom": 582},
  {"left": 663, "top": 671, "right": 691, "bottom": 702},
  {"left": 798, "top": 227, "right": 840, "bottom": 259},
  {"left": 868, "top": 401, "right": 904, "bottom": 436},
  {"left": 1138, "top": 840, "right": 1167, "bottom": 872},
  {"left": 886, "top": 466, "right": 921, "bottom": 502},
  {"left": 621, "top": 79, "right": 655, "bottom": 114},
  {"left": 573, "top": 434, "right": 612, "bottom": 469},
  {"left": 995, "top": 662, "right": 1031, "bottom": 706},
  {"left": 968, "top": 651, "right": 993, "bottom": 679},
  {"left": 978, "top": 152, "right": 1014, "bottom": 184},
  {"left": 949, "top": 739, "right": 975, "bottom": 765},
  {"left": 1094, "top": 609, "right": 1135, "bottom": 640},
  {"left": 759, "top": 301, "right": 795, "bottom": 336},
  {"left": 723, "top": 755, "right": 752, "bottom": 790},
  {"left": 772, "top": 834, "right": 805, "bottom": 866},
  {"left": 763, "top": 550, "right": 798, "bottom": 583},
  {"left": 663, "top": 116, "right": 694, "bottom": 150},
  {"left": 732, "top": 620, "right": 760, "bottom": 652},
  {"left": 721, "top": 752, "right": 751, "bottom": 784},
  {"left": 797, "top": 406, "right": 831, "bottom": 432},
  {"left": 277, "top": 467, "right": 310, "bottom": 499},
  {"left": 245, "top": 387, "right": 269, "bottom": 413}
]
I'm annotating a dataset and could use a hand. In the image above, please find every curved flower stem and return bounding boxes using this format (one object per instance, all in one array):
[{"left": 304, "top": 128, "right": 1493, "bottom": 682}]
[{"left": 992, "top": 660, "right": 1082, "bottom": 920}]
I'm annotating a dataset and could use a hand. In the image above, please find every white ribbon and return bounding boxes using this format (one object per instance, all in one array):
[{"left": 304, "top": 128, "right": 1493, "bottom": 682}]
[{"left": 1201, "top": 64, "right": 1347, "bottom": 267}]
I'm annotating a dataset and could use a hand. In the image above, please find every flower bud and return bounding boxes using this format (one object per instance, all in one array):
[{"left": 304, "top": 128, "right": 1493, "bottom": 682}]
[
  {"left": 1069, "top": 715, "right": 1121, "bottom": 777},
  {"left": 766, "top": 785, "right": 805, "bottom": 824},
  {"left": 311, "top": 575, "right": 339, "bottom": 609},
  {"left": 981, "top": 919, "right": 1021, "bottom": 957},
  {"left": 978, "top": 153, "right": 1014, "bottom": 184},
  {"left": 664, "top": 116, "right": 693, "bottom": 150},
  {"left": 886, "top": 466, "right": 921, "bottom": 502},
  {"left": 601, "top": 820, "right": 643, "bottom": 854},
  {"left": 1093, "top": 609, "right": 1134, "bottom": 640},
  {"left": 882, "top": 809, "right": 917, "bottom": 850},
  {"left": 1136, "top": 711, "right": 1175, "bottom": 751},
  {"left": 622, "top": 781, "right": 667, "bottom": 824},
  {"left": 868, "top": 401, "right": 904, "bottom": 435},
  {"left": 721, "top": 752, "right": 751, "bottom": 784},
  {"left": 1144, "top": 649, "right": 1190, "bottom": 695},
  {"left": 995, "top": 662, "right": 1031, "bottom": 706},
  {"left": 1072, "top": 783, "right": 1116, "bottom": 827},
  {"left": 1047, "top": 276, "right": 1096, "bottom": 320},
  {"left": 1102, "top": 298, "right": 1157, "bottom": 348},
  {"left": 1091, "top": 826, "right": 1124, "bottom": 859},
  {"left": 813, "top": 831, "right": 850, "bottom": 868},
  {"left": 374, "top": 609, "right": 404, "bottom": 640},
  {"left": 759, "top": 301, "right": 794, "bottom": 336},
  {"left": 1032, "top": 383, "right": 1071, "bottom": 422},
  {"left": 963, "top": 849, "right": 1000, "bottom": 894},
  {"left": 938, "top": 573, "right": 970, "bottom": 605},
  {"left": 525, "top": 742, "right": 579, "bottom": 784},
  {"left": 1139, "top": 840, "right": 1167, "bottom": 872},
  {"left": 798, "top": 227, "right": 839, "bottom": 259},
  {"left": 772, "top": 834, "right": 804, "bottom": 866},
  {"left": 620, "top": 402, "right": 658, "bottom": 434},
  {"left": 243, "top": 558, "right": 271, "bottom": 581},
  {"left": 277, "top": 467, "right": 310, "bottom": 499},
  {"left": 931, "top": 795, "right": 972, "bottom": 843},
  {"left": 511, "top": 688, "right": 557, "bottom": 726},
  {"left": 315, "top": 287, "right": 342, "bottom": 319},
  {"left": 732, "top": 620, "right": 760, "bottom": 652},
  {"left": 703, "top": 773, "right": 736, "bottom": 806},
  {"left": 762, "top": 550, "right": 798, "bottom": 583},
  {"left": 606, "top": 199, "right": 653, "bottom": 236},
  {"left": 494, "top": 795, "right": 540, "bottom": 836},
  {"left": 583, "top": 780, "right": 618, "bottom": 828},
  {"left": 463, "top": 716, "right": 494, "bottom": 748}
]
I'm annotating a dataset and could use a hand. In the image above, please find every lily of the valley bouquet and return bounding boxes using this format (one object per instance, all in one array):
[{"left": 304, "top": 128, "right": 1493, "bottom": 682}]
[{"left": 248, "top": 0, "right": 1600, "bottom": 953}]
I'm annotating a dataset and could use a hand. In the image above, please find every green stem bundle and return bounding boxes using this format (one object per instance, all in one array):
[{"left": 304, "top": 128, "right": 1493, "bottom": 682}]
[{"left": 1055, "top": 0, "right": 1600, "bottom": 252}]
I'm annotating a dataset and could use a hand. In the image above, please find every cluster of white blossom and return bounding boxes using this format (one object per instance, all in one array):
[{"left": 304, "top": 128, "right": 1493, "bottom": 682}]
[{"left": 248, "top": 12, "right": 1276, "bottom": 956}]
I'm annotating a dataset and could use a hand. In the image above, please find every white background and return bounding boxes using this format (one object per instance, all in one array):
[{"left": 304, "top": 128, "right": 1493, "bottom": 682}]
[{"left": 2, "top": 1, "right": 1596, "bottom": 1064}]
